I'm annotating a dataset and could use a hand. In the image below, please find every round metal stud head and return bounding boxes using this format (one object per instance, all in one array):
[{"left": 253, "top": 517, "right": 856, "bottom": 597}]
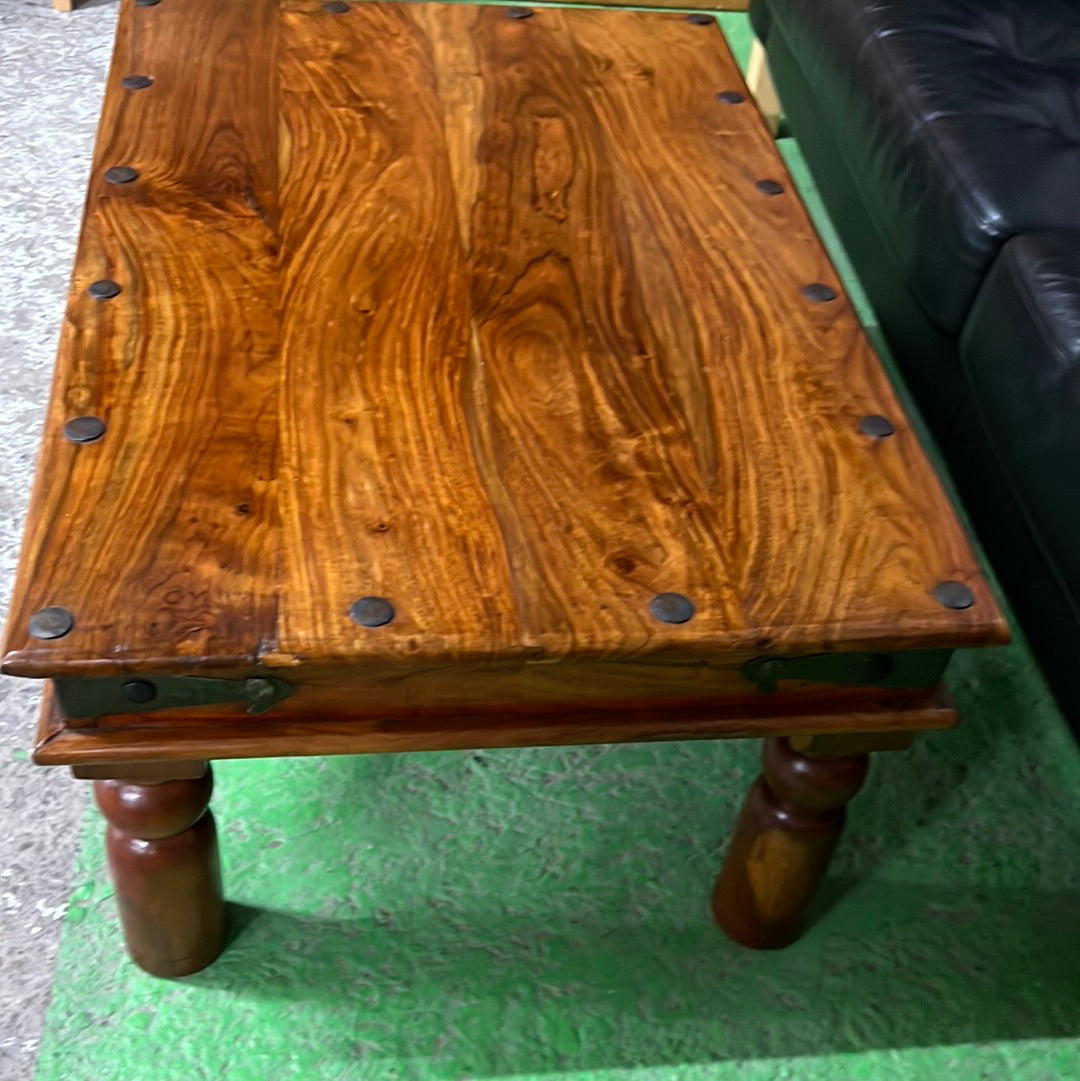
[
  {"left": 323, "top": 1, "right": 349, "bottom": 11},
  {"left": 932, "top": 581, "right": 975, "bottom": 610},
  {"left": 122, "top": 75, "right": 154, "bottom": 90},
  {"left": 859, "top": 414, "right": 895, "bottom": 438},
  {"left": 716, "top": 91, "right": 745, "bottom": 105},
  {"left": 63, "top": 416, "right": 107, "bottom": 444},
  {"left": 87, "top": 279, "right": 121, "bottom": 301},
  {"left": 506, "top": 6, "right": 534, "bottom": 18},
  {"left": 28, "top": 606, "right": 74, "bottom": 641},
  {"left": 802, "top": 282, "right": 838, "bottom": 303},
  {"left": 686, "top": 13, "right": 713, "bottom": 25},
  {"left": 122, "top": 680, "right": 157, "bottom": 704},
  {"left": 349, "top": 596, "right": 396, "bottom": 628},
  {"left": 756, "top": 179, "right": 784, "bottom": 196},
  {"left": 135, "top": 0, "right": 162, "bottom": 6},
  {"left": 104, "top": 166, "right": 139, "bottom": 185},
  {"left": 650, "top": 592, "right": 696, "bottom": 625}
]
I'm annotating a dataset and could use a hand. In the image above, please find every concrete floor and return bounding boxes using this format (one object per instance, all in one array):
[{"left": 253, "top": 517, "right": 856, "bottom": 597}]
[{"left": 0, "top": 2, "right": 117, "bottom": 1077}]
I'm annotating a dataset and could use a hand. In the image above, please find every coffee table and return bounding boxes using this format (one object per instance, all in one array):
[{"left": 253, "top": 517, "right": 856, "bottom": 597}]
[{"left": 3, "top": 0, "right": 1007, "bottom": 977}]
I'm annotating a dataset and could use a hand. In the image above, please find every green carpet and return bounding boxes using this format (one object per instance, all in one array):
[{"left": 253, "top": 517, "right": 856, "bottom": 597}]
[
  {"left": 34, "top": 646, "right": 1080, "bottom": 1081},
  {"left": 33, "top": 11, "right": 1080, "bottom": 1081}
]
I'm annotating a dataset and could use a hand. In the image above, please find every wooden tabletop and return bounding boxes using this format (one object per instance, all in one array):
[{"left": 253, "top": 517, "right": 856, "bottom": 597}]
[{"left": 3, "top": 0, "right": 1005, "bottom": 700}]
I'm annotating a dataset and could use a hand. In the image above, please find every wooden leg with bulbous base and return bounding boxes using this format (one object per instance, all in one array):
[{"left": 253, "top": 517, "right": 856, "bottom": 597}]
[
  {"left": 91, "top": 763, "right": 225, "bottom": 977},
  {"left": 712, "top": 736, "right": 871, "bottom": 949}
]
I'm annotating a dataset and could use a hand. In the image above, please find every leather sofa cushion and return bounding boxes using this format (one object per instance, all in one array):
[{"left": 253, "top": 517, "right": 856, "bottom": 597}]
[
  {"left": 754, "top": 0, "right": 1080, "bottom": 335},
  {"left": 960, "top": 232, "right": 1080, "bottom": 614}
]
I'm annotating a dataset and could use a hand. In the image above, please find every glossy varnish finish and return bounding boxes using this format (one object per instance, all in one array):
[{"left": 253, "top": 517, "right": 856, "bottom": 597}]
[
  {"left": 3, "top": 1, "right": 1005, "bottom": 719},
  {"left": 567, "top": 0, "right": 748, "bottom": 7},
  {"left": 6, "top": 0, "right": 281, "bottom": 675},
  {"left": 94, "top": 766, "right": 225, "bottom": 975},
  {"left": 35, "top": 682, "right": 957, "bottom": 767},
  {"left": 712, "top": 736, "right": 870, "bottom": 948}
]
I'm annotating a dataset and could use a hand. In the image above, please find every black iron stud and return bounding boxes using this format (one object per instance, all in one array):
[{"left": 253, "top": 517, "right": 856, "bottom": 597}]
[
  {"left": 859, "top": 414, "right": 895, "bottom": 438},
  {"left": 135, "top": 0, "right": 161, "bottom": 6},
  {"left": 756, "top": 179, "right": 784, "bottom": 196},
  {"left": 122, "top": 680, "right": 157, "bottom": 704},
  {"left": 650, "top": 592, "right": 696, "bottom": 625},
  {"left": 349, "top": 596, "right": 396, "bottom": 628},
  {"left": 63, "top": 416, "right": 107, "bottom": 444},
  {"left": 932, "top": 581, "right": 975, "bottom": 610},
  {"left": 323, "top": 1, "right": 349, "bottom": 11},
  {"left": 716, "top": 91, "right": 745, "bottom": 105},
  {"left": 105, "top": 166, "right": 139, "bottom": 185},
  {"left": 28, "top": 606, "right": 74, "bottom": 641},
  {"left": 506, "top": 6, "right": 534, "bottom": 18},
  {"left": 802, "top": 283, "right": 837, "bottom": 303},
  {"left": 122, "top": 75, "right": 154, "bottom": 91},
  {"left": 87, "top": 279, "right": 121, "bottom": 301},
  {"left": 686, "top": 13, "right": 713, "bottom": 25}
]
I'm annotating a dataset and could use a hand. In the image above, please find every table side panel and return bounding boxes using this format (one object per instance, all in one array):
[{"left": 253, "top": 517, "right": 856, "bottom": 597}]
[{"left": 34, "top": 682, "right": 956, "bottom": 767}]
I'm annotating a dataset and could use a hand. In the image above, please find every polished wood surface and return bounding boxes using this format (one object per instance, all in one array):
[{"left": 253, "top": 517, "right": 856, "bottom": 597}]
[
  {"left": 35, "top": 680, "right": 956, "bottom": 766},
  {"left": 712, "top": 736, "right": 870, "bottom": 948},
  {"left": 787, "top": 729, "right": 914, "bottom": 757},
  {"left": 4, "top": 1, "right": 1004, "bottom": 724},
  {"left": 7, "top": 0, "right": 281, "bottom": 676},
  {"left": 73, "top": 759, "right": 210, "bottom": 782},
  {"left": 52, "top": 1, "right": 752, "bottom": 12},
  {"left": 556, "top": 0, "right": 748, "bottom": 7},
  {"left": 94, "top": 765, "right": 225, "bottom": 976}
]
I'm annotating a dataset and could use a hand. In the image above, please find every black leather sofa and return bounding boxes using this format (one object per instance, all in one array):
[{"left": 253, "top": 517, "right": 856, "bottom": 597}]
[{"left": 749, "top": 0, "right": 1080, "bottom": 728}]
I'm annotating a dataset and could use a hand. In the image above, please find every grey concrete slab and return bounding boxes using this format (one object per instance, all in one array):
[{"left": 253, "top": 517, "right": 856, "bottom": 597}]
[{"left": 0, "top": 2, "right": 118, "bottom": 1078}]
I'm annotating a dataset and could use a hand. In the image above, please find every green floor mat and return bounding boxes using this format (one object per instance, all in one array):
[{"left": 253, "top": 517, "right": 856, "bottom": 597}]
[{"left": 35, "top": 644, "right": 1080, "bottom": 1080}]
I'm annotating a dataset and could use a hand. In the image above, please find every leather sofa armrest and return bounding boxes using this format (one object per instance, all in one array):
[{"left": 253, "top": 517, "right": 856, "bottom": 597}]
[{"left": 960, "top": 232, "right": 1080, "bottom": 613}]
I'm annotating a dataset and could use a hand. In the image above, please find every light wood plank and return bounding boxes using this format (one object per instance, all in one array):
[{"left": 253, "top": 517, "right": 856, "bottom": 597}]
[
  {"left": 4, "top": 0, "right": 281, "bottom": 674},
  {"left": 272, "top": 2, "right": 521, "bottom": 666},
  {"left": 747, "top": 39, "right": 783, "bottom": 134}
]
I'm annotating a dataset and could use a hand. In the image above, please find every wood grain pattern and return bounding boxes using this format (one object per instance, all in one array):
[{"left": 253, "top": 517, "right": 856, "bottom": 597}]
[
  {"left": 5, "top": 0, "right": 281, "bottom": 673},
  {"left": 274, "top": 1, "right": 520, "bottom": 663},
  {"left": 94, "top": 765, "right": 226, "bottom": 975},
  {"left": 4, "top": 2, "right": 1006, "bottom": 720},
  {"left": 712, "top": 736, "right": 870, "bottom": 948},
  {"left": 72, "top": 760, "right": 210, "bottom": 782},
  {"left": 352, "top": 0, "right": 751, "bottom": 9},
  {"left": 787, "top": 729, "right": 914, "bottom": 757},
  {"left": 559, "top": 0, "right": 748, "bottom": 7},
  {"left": 34, "top": 682, "right": 956, "bottom": 766}
]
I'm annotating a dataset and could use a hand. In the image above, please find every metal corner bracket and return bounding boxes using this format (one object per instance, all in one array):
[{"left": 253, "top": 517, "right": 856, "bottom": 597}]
[
  {"left": 741, "top": 650, "right": 951, "bottom": 694},
  {"left": 53, "top": 674, "right": 295, "bottom": 721}
]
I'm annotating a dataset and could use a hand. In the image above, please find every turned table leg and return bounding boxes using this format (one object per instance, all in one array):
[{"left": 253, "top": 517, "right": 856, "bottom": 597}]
[
  {"left": 712, "top": 736, "right": 870, "bottom": 949},
  {"left": 92, "top": 763, "right": 225, "bottom": 976}
]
